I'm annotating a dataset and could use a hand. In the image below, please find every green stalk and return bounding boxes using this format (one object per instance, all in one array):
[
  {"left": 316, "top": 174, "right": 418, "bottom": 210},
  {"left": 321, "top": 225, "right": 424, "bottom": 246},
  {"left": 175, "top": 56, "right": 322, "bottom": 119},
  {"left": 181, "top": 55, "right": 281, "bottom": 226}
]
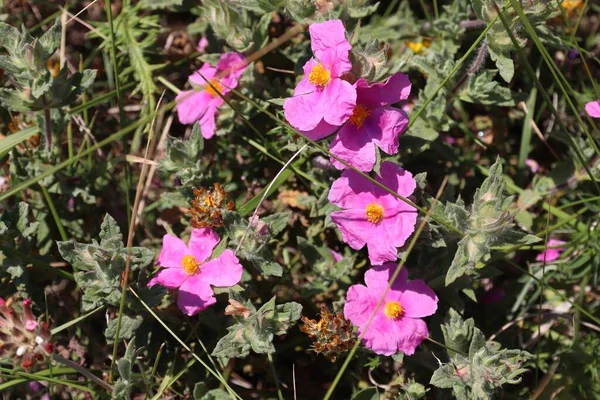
[{"left": 40, "top": 184, "right": 67, "bottom": 241}]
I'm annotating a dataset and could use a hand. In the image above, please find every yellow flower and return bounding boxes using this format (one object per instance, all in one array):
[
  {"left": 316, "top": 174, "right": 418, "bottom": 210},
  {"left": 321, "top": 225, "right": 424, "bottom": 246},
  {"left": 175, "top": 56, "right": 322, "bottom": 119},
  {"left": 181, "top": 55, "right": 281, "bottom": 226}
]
[{"left": 406, "top": 39, "right": 431, "bottom": 54}]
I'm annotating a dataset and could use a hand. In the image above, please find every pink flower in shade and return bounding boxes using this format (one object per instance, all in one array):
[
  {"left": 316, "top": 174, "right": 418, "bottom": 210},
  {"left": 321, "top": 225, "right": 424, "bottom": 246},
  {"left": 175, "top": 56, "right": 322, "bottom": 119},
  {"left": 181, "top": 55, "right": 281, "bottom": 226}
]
[
  {"left": 328, "top": 162, "right": 418, "bottom": 265},
  {"left": 344, "top": 263, "right": 438, "bottom": 356},
  {"left": 22, "top": 299, "right": 38, "bottom": 331},
  {"left": 585, "top": 100, "right": 600, "bottom": 118},
  {"left": 536, "top": 239, "right": 567, "bottom": 263},
  {"left": 283, "top": 20, "right": 356, "bottom": 134},
  {"left": 148, "top": 228, "right": 243, "bottom": 316},
  {"left": 197, "top": 37, "right": 209, "bottom": 53},
  {"left": 329, "top": 73, "right": 411, "bottom": 172},
  {"left": 176, "top": 52, "right": 247, "bottom": 138}
]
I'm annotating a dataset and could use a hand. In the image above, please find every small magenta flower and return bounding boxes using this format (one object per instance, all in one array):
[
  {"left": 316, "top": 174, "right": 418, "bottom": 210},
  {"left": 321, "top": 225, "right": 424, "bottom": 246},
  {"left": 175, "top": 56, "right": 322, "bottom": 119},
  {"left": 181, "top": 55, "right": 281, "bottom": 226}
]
[
  {"left": 283, "top": 19, "right": 356, "bottom": 134},
  {"left": 149, "top": 228, "right": 243, "bottom": 316},
  {"left": 176, "top": 52, "right": 247, "bottom": 138},
  {"left": 344, "top": 264, "right": 438, "bottom": 356},
  {"left": 536, "top": 239, "right": 566, "bottom": 263},
  {"left": 329, "top": 73, "right": 411, "bottom": 172},
  {"left": 328, "top": 162, "right": 418, "bottom": 265},
  {"left": 197, "top": 37, "right": 209, "bottom": 53},
  {"left": 585, "top": 100, "right": 600, "bottom": 118}
]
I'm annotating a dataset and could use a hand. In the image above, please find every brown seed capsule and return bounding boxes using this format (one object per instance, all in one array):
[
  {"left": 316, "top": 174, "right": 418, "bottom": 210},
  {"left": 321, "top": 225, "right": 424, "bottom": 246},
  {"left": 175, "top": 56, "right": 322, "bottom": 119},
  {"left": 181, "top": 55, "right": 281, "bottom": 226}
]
[
  {"left": 300, "top": 306, "right": 355, "bottom": 362},
  {"left": 190, "top": 184, "right": 235, "bottom": 228}
]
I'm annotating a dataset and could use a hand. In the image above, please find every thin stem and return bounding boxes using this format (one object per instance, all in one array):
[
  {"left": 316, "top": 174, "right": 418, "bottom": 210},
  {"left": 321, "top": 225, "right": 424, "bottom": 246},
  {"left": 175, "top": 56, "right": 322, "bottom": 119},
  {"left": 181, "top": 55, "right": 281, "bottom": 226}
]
[
  {"left": 42, "top": 98, "right": 52, "bottom": 149},
  {"left": 268, "top": 353, "right": 284, "bottom": 400},
  {"left": 51, "top": 354, "right": 113, "bottom": 392},
  {"left": 40, "top": 184, "right": 67, "bottom": 241}
]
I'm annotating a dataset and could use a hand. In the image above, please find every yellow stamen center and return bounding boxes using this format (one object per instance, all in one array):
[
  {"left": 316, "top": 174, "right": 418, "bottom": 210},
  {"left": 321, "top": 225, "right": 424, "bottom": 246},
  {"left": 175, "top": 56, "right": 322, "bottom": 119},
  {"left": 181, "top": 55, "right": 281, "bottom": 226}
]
[
  {"left": 365, "top": 203, "right": 384, "bottom": 224},
  {"left": 561, "top": 0, "right": 582, "bottom": 10},
  {"left": 308, "top": 63, "right": 331, "bottom": 88},
  {"left": 349, "top": 105, "right": 371, "bottom": 128},
  {"left": 205, "top": 80, "right": 223, "bottom": 97},
  {"left": 181, "top": 255, "right": 200, "bottom": 275},
  {"left": 384, "top": 301, "right": 404, "bottom": 319}
]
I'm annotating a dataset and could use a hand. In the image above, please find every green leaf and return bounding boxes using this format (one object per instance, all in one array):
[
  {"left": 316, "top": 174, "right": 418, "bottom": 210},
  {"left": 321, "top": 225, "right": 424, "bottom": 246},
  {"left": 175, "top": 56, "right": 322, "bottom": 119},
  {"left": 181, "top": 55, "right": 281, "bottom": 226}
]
[
  {"left": 351, "top": 387, "right": 379, "bottom": 400},
  {"left": 105, "top": 314, "right": 143, "bottom": 343},
  {"left": 212, "top": 295, "right": 302, "bottom": 359},
  {"left": 489, "top": 49, "right": 514, "bottom": 83},
  {"left": 459, "top": 70, "right": 523, "bottom": 106},
  {"left": 113, "top": 339, "right": 144, "bottom": 400}
]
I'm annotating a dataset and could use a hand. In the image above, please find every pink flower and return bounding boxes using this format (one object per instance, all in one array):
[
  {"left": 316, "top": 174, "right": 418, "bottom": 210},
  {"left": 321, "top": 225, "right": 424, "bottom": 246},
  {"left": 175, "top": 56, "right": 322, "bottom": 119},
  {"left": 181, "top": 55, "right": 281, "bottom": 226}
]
[
  {"left": 329, "top": 73, "right": 411, "bottom": 171},
  {"left": 176, "top": 52, "right": 247, "bottom": 138},
  {"left": 585, "top": 100, "right": 600, "bottom": 118},
  {"left": 197, "top": 37, "right": 209, "bottom": 53},
  {"left": 536, "top": 239, "right": 566, "bottom": 263},
  {"left": 283, "top": 19, "right": 356, "bottom": 133},
  {"left": 22, "top": 299, "right": 38, "bottom": 331},
  {"left": 329, "top": 162, "right": 418, "bottom": 265},
  {"left": 329, "top": 248, "right": 343, "bottom": 263},
  {"left": 148, "top": 228, "right": 243, "bottom": 316},
  {"left": 344, "top": 263, "right": 438, "bottom": 356}
]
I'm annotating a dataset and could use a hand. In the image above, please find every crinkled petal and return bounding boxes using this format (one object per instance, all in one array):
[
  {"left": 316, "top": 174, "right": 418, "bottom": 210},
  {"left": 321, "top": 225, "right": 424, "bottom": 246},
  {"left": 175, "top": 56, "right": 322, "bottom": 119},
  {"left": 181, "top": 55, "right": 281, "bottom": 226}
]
[
  {"left": 319, "top": 46, "right": 352, "bottom": 78},
  {"left": 360, "top": 314, "right": 399, "bottom": 356},
  {"left": 344, "top": 284, "right": 377, "bottom": 326},
  {"left": 366, "top": 225, "right": 399, "bottom": 265},
  {"left": 364, "top": 263, "right": 408, "bottom": 291},
  {"left": 394, "top": 317, "right": 429, "bottom": 356},
  {"left": 177, "top": 275, "right": 216, "bottom": 316},
  {"left": 400, "top": 280, "right": 438, "bottom": 318},
  {"left": 189, "top": 64, "right": 218, "bottom": 86},
  {"left": 217, "top": 52, "right": 247, "bottom": 81},
  {"left": 309, "top": 19, "right": 351, "bottom": 58},
  {"left": 328, "top": 169, "right": 378, "bottom": 209},
  {"left": 536, "top": 239, "right": 566, "bottom": 262},
  {"left": 148, "top": 268, "right": 188, "bottom": 288},
  {"left": 585, "top": 100, "right": 600, "bottom": 118},
  {"left": 330, "top": 209, "right": 372, "bottom": 251},
  {"left": 330, "top": 123, "right": 377, "bottom": 172},
  {"left": 158, "top": 234, "right": 187, "bottom": 268},
  {"left": 176, "top": 90, "right": 213, "bottom": 125},
  {"left": 188, "top": 228, "right": 220, "bottom": 262},
  {"left": 375, "top": 162, "right": 417, "bottom": 198},
  {"left": 301, "top": 119, "right": 339, "bottom": 141},
  {"left": 321, "top": 78, "right": 356, "bottom": 127},
  {"left": 357, "top": 73, "right": 411, "bottom": 108},
  {"left": 365, "top": 106, "right": 409, "bottom": 155},
  {"left": 198, "top": 106, "right": 218, "bottom": 139},
  {"left": 284, "top": 69, "right": 325, "bottom": 131},
  {"left": 199, "top": 249, "right": 243, "bottom": 287},
  {"left": 382, "top": 203, "right": 417, "bottom": 248}
]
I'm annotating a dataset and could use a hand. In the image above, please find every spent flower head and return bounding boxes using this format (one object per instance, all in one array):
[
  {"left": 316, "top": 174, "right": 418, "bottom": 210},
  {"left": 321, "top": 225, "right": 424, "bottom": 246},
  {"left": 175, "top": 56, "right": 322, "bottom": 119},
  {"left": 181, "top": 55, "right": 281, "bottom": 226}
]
[
  {"left": 190, "top": 184, "right": 235, "bottom": 229},
  {"left": 300, "top": 305, "right": 355, "bottom": 362}
]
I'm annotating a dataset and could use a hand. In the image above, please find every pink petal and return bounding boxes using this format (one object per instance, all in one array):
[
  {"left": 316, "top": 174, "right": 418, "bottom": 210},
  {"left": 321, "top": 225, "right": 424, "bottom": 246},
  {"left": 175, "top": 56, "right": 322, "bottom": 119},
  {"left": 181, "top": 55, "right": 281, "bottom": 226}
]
[
  {"left": 309, "top": 19, "right": 351, "bottom": 59},
  {"left": 188, "top": 228, "right": 220, "bottom": 263},
  {"left": 394, "top": 317, "right": 429, "bottom": 355},
  {"left": 366, "top": 225, "right": 399, "bottom": 265},
  {"left": 176, "top": 90, "right": 213, "bottom": 125},
  {"left": 585, "top": 100, "right": 600, "bottom": 118},
  {"left": 330, "top": 124, "right": 377, "bottom": 172},
  {"left": 330, "top": 249, "right": 343, "bottom": 262},
  {"left": 197, "top": 37, "right": 209, "bottom": 53},
  {"left": 189, "top": 64, "right": 218, "bottom": 86},
  {"left": 158, "top": 234, "right": 187, "bottom": 268},
  {"left": 330, "top": 209, "right": 371, "bottom": 251},
  {"left": 25, "top": 320, "right": 38, "bottom": 331},
  {"left": 319, "top": 46, "right": 352, "bottom": 79},
  {"left": 301, "top": 119, "right": 339, "bottom": 141},
  {"left": 177, "top": 275, "right": 216, "bottom": 316},
  {"left": 284, "top": 82, "right": 327, "bottom": 132},
  {"left": 364, "top": 263, "right": 408, "bottom": 291},
  {"left": 217, "top": 52, "right": 247, "bottom": 81},
  {"left": 148, "top": 268, "right": 188, "bottom": 288},
  {"left": 536, "top": 239, "right": 566, "bottom": 262},
  {"left": 328, "top": 169, "right": 378, "bottom": 209},
  {"left": 376, "top": 162, "right": 417, "bottom": 198},
  {"left": 198, "top": 106, "right": 218, "bottom": 139},
  {"left": 199, "top": 249, "right": 243, "bottom": 287},
  {"left": 320, "top": 78, "right": 356, "bottom": 127},
  {"left": 344, "top": 284, "right": 377, "bottom": 326},
  {"left": 359, "top": 314, "right": 399, "bottom": 356},
  {"left": 382, "top": 203, "right": 418, "bottom": 248},
  {"left": 357, "top": 73, "right": 412, "bottom": 108},
  {"left": 365, "top": 106, "right": 409, "bottom": 155},
  {"left": 399, "top": 280, "right": 438, "bottom": 318}
]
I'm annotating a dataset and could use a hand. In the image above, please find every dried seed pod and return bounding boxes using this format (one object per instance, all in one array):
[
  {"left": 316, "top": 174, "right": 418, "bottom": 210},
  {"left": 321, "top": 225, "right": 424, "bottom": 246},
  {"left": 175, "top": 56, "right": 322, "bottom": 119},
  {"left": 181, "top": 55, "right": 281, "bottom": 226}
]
[
  {"left": 190, "top": 184, "right": 235, "bottom": 228},
  {"left": 300, "top": 306, "right": 355, "bottom": 362}
]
